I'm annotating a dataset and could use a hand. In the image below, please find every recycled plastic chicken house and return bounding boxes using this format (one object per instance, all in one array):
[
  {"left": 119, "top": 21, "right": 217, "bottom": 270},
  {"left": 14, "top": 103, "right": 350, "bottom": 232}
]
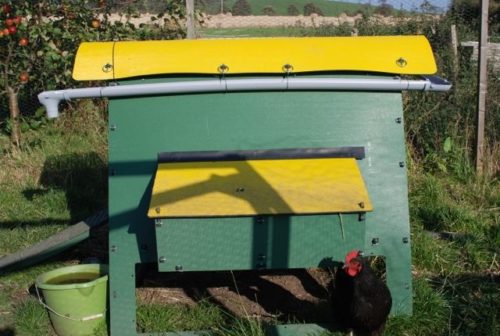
[{"left": 39, "top": 36, "right": 451, "bottom": 335}]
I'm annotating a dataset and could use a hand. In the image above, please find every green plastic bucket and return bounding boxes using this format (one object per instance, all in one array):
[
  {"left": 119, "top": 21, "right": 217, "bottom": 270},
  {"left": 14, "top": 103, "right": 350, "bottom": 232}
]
[{"left": 36, "top": 264, "right": 108, "bottom": 336}]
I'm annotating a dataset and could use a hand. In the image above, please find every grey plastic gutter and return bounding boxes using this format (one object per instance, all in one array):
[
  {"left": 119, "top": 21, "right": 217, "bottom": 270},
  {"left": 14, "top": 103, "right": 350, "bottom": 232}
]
[{"left": 38, "top": 76, "right": 451, "bottom": 119}]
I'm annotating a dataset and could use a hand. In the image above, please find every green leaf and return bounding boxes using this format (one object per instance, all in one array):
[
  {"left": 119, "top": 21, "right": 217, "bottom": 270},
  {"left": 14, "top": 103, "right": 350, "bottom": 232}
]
[
  {"left": 437, "top": 161, "right": 447, "bottom": 173},
  {"left": 35, "top": 106, "right": 46, "bottom": 118},
  {"left": 20, "top": 121, "right": 30, "bottom": 132},
  {"left": 443, "top": 137, "right": 452, "bottom": 153},
  {"left": 30, "top": 120, "right": 42, "bottom": 130}
]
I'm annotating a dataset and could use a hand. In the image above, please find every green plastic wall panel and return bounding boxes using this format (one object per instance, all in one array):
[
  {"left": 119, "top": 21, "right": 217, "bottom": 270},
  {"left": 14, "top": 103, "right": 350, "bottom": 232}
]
[
  {"left": 156, "top": 214, "right": 364, "bottom": 272},
  {"left": 108, "top": 78, "right": 412, "bottom": 335}
]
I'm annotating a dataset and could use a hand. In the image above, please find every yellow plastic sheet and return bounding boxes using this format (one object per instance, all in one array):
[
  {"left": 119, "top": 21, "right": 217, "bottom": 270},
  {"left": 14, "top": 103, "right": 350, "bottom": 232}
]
[
  {"left": 148, "top": 158, "right": 373, "bottom": 218},
  {"left": 74, "top": 36, "right": 437, "bottom": 80}
]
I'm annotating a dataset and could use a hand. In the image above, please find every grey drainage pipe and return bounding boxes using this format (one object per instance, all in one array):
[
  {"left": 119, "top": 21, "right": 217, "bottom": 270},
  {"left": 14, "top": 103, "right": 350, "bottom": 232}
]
[{"left": 38, "top": 76, "right": 451, "bottom": 119}]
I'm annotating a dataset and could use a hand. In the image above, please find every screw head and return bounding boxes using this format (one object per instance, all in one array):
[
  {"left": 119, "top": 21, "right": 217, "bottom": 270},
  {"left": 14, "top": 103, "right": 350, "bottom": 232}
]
[
  {"left": 218, "top": 64, "right": 229, "bottom": 74},
  {"left": 159, "top": 256, "right": 166, "bottom": 263},
  {"left": 371, "top": 238, "right": 380, "bottom": 245},
  {"left": 399, "top": 161, "right": 405, "bottom": 168},
  {"left": 402, "top": 237, "right": 409, "bottom": 244},
  {"left": 175, "top": 265, "right": 183, "bottom": 271},
  {"left": 102, "top": 63, "right": 113, "bottom": 72},
  {"left": 282, "top": 63, "right": 294, "bottom": 73},
  {"left": 396, "top": 57, "right": 407, "bottom": 67}
]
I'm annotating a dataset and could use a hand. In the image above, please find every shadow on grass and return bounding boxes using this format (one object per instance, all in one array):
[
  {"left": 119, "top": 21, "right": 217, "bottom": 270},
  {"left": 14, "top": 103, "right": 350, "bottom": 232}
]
[
  {"left": 137, "top": 266, "right": 342, "bottom": 332},
  {"left": 23, "top": 152, "right": 107, "bottom": 224},
  {"left": 430, "top": 273, "right": 500, "bottom": 335},
  {"left": 0, "top": 328, "right": 14, "bottom": 336},
  {"left": 0, "top": 152, "right": 108, "bottom": 271},
  {"left": 0, "top": 150, "right": 104, "bottom": 225}
]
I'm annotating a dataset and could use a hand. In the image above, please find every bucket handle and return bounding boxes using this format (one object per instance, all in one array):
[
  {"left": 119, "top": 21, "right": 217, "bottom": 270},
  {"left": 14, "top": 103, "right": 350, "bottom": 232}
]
[{"left": 35, "top": 285, "right": 105, "bottom": 322}]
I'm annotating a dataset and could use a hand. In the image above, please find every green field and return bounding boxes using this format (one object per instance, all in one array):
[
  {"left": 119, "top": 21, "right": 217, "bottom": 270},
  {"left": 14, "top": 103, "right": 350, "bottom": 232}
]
[{"left": 200, "top": 0, "right": 370, "bottom": 16}]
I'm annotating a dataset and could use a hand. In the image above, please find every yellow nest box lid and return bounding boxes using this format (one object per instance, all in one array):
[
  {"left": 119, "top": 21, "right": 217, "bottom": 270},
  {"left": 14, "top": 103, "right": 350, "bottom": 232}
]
[{"left": 73, "top": 36, "right": 437, "bottom": 81}]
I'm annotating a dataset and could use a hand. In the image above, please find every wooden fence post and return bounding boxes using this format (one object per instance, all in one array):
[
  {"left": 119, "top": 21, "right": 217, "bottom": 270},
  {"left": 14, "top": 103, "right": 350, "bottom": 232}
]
[
  {"left": 475, "top": 0, "right": 489, "bottom": 174},
  {"left": 450, "top": 24, "right": 459, "bottom": 83},
  {"left": 186, "top": 0, "right": 195, "bottom": 39}
]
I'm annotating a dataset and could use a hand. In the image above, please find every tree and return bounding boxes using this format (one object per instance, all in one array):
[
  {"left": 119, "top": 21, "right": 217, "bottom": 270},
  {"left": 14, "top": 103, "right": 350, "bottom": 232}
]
[
  {"left": 0, "top": 0, "right": 184, "bottom": 147},
  {"left": 374, "top": 0, "right": 393, "bottom": 16},
  {"left": 303, "top": 3, "right": 324, "bottom": 16},
  {"left": 420, "top": 0, "right": 439, "bottom": 13},
  {"left": 287, "top": 4, "right": 300, "bottom": 16},
  {"left": 261, "top": 5, "right": 276, "bottom": 16},
  {"left": 231, "top": 0, "right": 251, "bottom": 16},
  {"left": 1, "top": 5, "right": 29, "bottom": 146}
]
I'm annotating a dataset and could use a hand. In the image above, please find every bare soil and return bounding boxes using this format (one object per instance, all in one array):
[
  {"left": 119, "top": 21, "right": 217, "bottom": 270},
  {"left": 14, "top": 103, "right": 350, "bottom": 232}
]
[
  {"left": 136, "top": 267, "right": 335, "bottom": 323},
  {"left": 72, "top": 224, "right": 336, "bottom": 324}
]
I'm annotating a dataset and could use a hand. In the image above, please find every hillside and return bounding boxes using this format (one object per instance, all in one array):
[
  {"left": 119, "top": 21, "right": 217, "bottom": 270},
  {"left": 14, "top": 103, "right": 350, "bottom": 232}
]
[{"left": 199, "top": 0, "right": 371, "bottom": 16}]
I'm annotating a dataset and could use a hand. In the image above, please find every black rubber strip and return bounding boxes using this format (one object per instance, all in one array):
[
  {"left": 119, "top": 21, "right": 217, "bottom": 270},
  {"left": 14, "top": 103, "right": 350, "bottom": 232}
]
[{"left": 158, "top": 147, "right": 364, "bottom": 163}]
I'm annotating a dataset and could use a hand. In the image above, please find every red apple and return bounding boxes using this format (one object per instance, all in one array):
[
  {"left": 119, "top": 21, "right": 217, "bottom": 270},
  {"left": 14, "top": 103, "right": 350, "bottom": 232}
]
[
  {"left": 2, "top": 4, "right": 11, "bottom": 14},
  {"left": 19, "top": 72, "right": 29, "bottom": 83},
  {"left": 91, "top": 19, "right": 100, "bottom": 28}
]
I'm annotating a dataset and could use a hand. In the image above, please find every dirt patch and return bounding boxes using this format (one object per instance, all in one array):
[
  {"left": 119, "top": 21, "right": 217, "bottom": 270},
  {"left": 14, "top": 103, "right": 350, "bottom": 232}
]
[{"left": 137, "top": 267, "right": 335, "bottom": 323}]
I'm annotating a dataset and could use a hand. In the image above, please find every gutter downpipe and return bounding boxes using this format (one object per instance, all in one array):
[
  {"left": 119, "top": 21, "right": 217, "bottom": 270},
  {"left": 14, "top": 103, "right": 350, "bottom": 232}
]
[{"left": 38, "top": 76, "right": 451, "bottom": 119}]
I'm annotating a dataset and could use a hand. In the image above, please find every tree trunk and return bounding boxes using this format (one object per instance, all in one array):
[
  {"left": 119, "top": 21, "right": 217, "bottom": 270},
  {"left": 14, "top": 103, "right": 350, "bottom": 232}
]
[{"left": 7, "top": 86, "right": 21, "bottom": 148}]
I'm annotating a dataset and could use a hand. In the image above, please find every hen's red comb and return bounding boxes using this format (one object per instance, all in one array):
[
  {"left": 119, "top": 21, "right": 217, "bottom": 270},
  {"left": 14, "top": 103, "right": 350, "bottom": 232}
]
[{"left": 345, "top": 250, "right": 360, "bottom": 264}]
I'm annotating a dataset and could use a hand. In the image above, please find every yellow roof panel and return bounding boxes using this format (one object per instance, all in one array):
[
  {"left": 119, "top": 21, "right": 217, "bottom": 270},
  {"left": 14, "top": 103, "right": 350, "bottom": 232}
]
[
  {"left": 73, "top": 36, "right": 437, "bottom": 80},
  {"left": 148, "top": 158, "right": 372, "bottom": 218}
]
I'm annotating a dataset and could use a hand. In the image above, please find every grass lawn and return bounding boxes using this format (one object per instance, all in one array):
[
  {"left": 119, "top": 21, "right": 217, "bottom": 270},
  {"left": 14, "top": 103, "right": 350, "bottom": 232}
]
[{"left": 0, "top": 97, "right": 498, "bottom": 335}]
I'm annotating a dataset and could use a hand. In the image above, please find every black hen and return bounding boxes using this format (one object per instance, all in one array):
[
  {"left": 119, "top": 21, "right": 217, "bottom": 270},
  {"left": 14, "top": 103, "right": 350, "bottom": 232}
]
[{"left": 332, "top": 250, "right": 392, "bottom": 336}]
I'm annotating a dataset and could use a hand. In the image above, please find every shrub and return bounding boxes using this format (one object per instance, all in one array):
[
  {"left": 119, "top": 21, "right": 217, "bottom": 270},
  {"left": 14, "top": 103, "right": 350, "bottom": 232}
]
[
  {"left": 231, "top": 0, "right": 251, "bottom": 16},
  {"left": 261, "top": 5, "right": 276, "bottom": 16},
  {"left": 374, "top": 3, "right": 394, "bottom": 16},
  {"left": 450, "top": 0, "right": 500, "bottom": 32},
  {"left": 304, "top": 3, "right": 324, "bottom": 16},
  {"left": 287, "top": 4, "right": 300, "bottom": 16}
]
